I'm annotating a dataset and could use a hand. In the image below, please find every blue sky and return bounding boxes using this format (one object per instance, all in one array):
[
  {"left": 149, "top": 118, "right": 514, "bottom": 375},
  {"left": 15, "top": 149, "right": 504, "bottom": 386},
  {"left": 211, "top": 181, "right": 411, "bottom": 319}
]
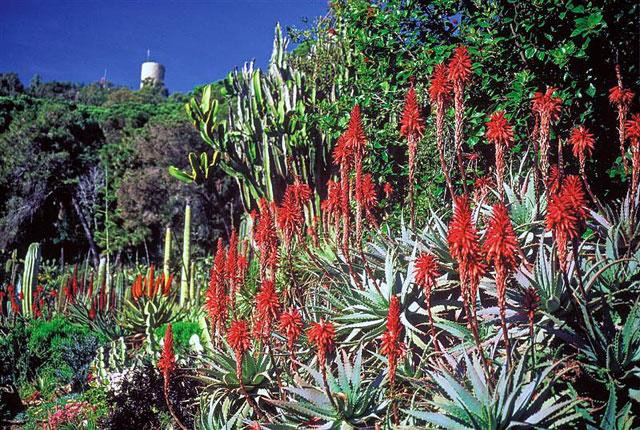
[{"left": 0, "top": 0, "right": 328, "bottom": 93}]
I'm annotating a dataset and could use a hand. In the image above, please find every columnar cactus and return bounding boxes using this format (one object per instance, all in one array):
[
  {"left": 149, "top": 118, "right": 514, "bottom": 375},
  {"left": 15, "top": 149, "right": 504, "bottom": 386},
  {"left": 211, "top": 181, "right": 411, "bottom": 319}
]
[
  {"left": 21, "top": 243, "right": 41, "bottom": 318},
  {"left": 176, "top": 24, "right": 347, "bottom": 213},
  {"left": 180, "top": 204, "right": 191, "bottom": 307},
  {"left": 163, "top": 226, "right": 172, "bottom": 281}
]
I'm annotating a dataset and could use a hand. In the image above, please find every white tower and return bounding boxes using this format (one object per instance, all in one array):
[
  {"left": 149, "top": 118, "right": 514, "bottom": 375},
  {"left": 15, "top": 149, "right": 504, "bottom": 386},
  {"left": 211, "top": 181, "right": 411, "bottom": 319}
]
[{"left": 140, "top": 61, "right": 165, "bottom": 89}]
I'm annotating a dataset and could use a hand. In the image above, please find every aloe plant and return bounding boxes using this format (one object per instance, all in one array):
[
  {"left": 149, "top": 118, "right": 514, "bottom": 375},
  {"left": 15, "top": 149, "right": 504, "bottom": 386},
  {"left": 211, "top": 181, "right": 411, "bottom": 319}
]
[
  {"left": 407, "top": 351, "right": 580, "bottom": 429},
  {"left": 194, "top": 342, "right": 271, "bottom": 423},
  {"left": 266, "top": 349, "right": 387, "bottom": 429}
]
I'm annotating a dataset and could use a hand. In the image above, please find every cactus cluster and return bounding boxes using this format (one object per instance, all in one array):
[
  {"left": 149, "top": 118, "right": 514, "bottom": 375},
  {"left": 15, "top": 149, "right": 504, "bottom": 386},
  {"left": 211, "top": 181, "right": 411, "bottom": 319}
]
[{"left": 174, "top": 24, "right": 345, "bottom": 214}]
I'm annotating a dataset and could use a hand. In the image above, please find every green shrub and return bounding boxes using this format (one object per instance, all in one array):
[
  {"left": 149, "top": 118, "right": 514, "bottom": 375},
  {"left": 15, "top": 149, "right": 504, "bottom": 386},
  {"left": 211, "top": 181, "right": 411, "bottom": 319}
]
[{"left": 155, "top": 320, "right": 201, "bottom": 352}]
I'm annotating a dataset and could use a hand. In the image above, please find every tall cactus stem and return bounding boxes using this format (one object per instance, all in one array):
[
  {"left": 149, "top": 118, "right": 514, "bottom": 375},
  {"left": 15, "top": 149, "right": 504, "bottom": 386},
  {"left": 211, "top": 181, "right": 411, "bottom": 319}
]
[
  {"left": 180, "top": 203, "right": 191, "bottom": 307},
  {"left": 163, "top": 226, "right": 172, "bottom": 281},
  {"left": 21, "top": 243, "right": 41, "bottom": 318}
]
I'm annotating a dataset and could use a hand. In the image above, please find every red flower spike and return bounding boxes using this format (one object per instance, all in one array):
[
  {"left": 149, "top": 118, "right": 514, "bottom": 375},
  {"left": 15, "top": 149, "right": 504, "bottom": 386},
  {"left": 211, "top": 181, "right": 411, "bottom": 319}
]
[
  {"left": 344, "top": 105, "right": 367, "bottom": 156},
  {"left": 400, "top": 83, "right": 425, "bottom": 141},
  {"left": 532, "top": 87, "right": 562, "bottom": 182},
  {"left": 628, "top": 113, "right": 640, "bottom": 140},
  {"left": 546, "top": 189, "right": 579, "bottom": 271},
  {"left": 561, "top": 175, "right": 589, "bottom": 222},
  {"left": 383, "top": 182, "right": 393, "bottom": 199},
  {"left": 486, "top": 111, "right": 514, "bottom": 199},
  {"left": 307, "top": 319, "right": 335, "bottom": 368},
  {"left": 414, "top": 253, "right": 440, "bottom": 290},
  {"left": 277, "top": 184, "right": 305, "bottom": 247},
  {"left": 569, "top": 126, "right": 595, "bottom": 166},
  {"left": 428, "top": 63, "right": 451, "bottom": 103},
  {"left": 532, "top": 88, "right": 562, "bottom": 123},
  {"left": 158, "top": 323, "right": 176, "bottom": 380},
  {"left": 205, "top": 239, "right": 228, "bottom": 336},
  {"left": 255, "top": 198, "right": 279, "bottom": 279},
  {"left": 228, "top": 319, "right": 251, "bottom": 357},
  {"left": 447, "top": 196, "right": 485, "bottom": 313},
  {"left": 447, "top": 46, "right": 472, "bottom": 85},
  {"left": 254, "top": 280, "right": 281, "bottom": 341},
  {"left": 483, "top": 204, "right": 519, "bottom": 273},
  {"left": 380, "top": 296, "right": 405, "bottom": 386},
  {"left": 359, "top": 174, "right": 378, "bottom": 212},
  {"left": 279, "top": 307, "right": 303, "bottom": 352},
  {"left": 485, "top": 111, "right": 514, "bottom": 147},
  {"left": 609, "top": 86, "right": 635, "bottom": 107}
]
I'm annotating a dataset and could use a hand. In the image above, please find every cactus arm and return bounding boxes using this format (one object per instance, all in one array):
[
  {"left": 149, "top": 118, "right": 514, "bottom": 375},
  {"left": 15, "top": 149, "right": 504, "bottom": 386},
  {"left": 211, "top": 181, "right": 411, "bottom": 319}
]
[
  {"left": 180, "top": 203, "right": 191, "bottom": 307},
  {"left": 163, "top": 227, "right": 172, "bottom": 281}
]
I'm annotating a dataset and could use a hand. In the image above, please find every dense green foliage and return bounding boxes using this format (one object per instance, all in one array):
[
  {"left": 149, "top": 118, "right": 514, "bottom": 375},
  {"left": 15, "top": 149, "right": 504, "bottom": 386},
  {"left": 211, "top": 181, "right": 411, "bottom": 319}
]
[
  {"left": 0, "top": 76, "right": 237, "bottom": 266},
  {"left": 1, "top": 0, "right": 640, "bottom": 428}
]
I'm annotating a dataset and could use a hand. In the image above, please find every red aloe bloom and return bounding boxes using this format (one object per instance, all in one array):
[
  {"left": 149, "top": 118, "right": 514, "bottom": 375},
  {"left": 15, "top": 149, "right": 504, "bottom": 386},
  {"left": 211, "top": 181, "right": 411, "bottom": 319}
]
[
  {"left": 609, "top": 86, "right": 635, "bottom": 106},
  {"left": 228, "top": 319, "right": 251, "bottom": 355},
  {"left": 532, "top": 88, "right": 563, "bottom": 122},
  {"left": 321, "top": 179, "right": 342, "bottom": 233},
  {"left": 360, "top": 174, "right": 378, "bottom": 217},
  {"left": 383, "top": 182, "right": 393, "bottom": 199},
  {"left": 486, "top": 111, "right": 514, "bottom": 200},
  {"left": 205, "top": 240, "right": 228, "bottom": 336},
  {"left": 414, "top": 253, "right": 441, "bottom": 348},
  {"left": 162, "top": 274, "right": 174, "bottom": 297},
  {"left": 254, "top": 280, "right": 280, "bottom": 341},
  {"left": 448, "top": 47, "right": 473, "bottom": 196},
  {"left": 277, "top": 184, "right": 305, "bottom": 247},
  {"left": 609, "top": 65, "right": 635, "bottom": 174},
  {"left": 483, "top": 204, "right": 519, "bottom": 273},
  {"left": 627, "top": 113, "right": 640, "bottom": 195},
  {"left": 255, "top": 198, "right": 279, "bottom": 280},
  {"left": 380, "top": 296, "right": 405, "bottom": 386},
  {"left": 447, "top": 46, "right": 472, "bottom": 85},
  {"left": 569, "top": 126, "right": 595, "bottom": 173},
  {"left": 414, "top": 253, "right": 440, "bottom": 290},
  {"left": 131, "top": 275, "right": 143, "bottom": 301},
  {"left": 400, "top": 82, "right": 425, "bottom": 140},
  {"left": 332, "top": 133, "right": 352, "bottom": 168},
  {"left": 546, "top": 190, "right": 579, "bottom": 271},
  {"left": 400, "top": 82, "right": 425, "bottom": 227},
  {"left": 486, "top": 111, "right": 514, "bottom": 147},
  {"left": 561, "top": 175, "right": 589, "bottom": 222},
  {"left": 158, "top": 323, "right": 176, "bottom": 382},
  {"left": 428, "top": 63, "right": 451, "bottom": 103},
  {"left": 483, "top": 203, "right": 520, "bottom": 360},
  {"left": 473, "top": 175, "right": 493, "bottom": 203},
  {"left": 279, "top": 307, "right": 303, "bottom": 352},
  {"left": 447, "top": 196, "right": 485, "bottom": 315},
  {"left": 344, "top": 105, "right": 367, "bottom": 154},
  {"left": 228, "top": 319, "right": 251, "bottom": 381},
  {"left": 307, "top": 319, "right": 335, "bottom": 368},
  {"left": 547, "top": 164, "right": 562, "bottom": 195},
  {"left": 343, "top": 105, "right": 368, "bottom": 241},
  {"left": 532, "top": 88, "right": 562, "bottom": 183}
]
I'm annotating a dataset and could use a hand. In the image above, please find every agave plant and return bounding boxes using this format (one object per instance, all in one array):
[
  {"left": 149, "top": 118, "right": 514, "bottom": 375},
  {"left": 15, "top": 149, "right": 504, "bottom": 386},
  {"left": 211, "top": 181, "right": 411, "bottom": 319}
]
[
  {"left": 572, "top": 300, "right": 640, "bottom": 390},
  {"left": 407, "top": 351, "right": 580, "bottom": 429},
  {"left": 266, "top": 348, "right": 387, "bottom": 429},
  {"left": 197, "top": 396, "right": 251, "bottom": 430},
  {"left": 585, "top": 381, "right": 637, "bottom": 430},
  {"left": 194, "top": 342, "right": 271, "bottom": 422}
]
